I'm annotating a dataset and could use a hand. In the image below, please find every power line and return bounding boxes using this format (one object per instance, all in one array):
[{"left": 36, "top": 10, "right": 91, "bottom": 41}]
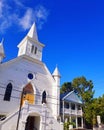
[{"left": 0, "top": 86, "right": 60, "bottom": 105}]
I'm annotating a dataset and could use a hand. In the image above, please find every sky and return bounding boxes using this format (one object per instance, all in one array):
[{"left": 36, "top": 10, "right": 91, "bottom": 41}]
[{"left": 0, "top": 0, "right": 104, "bottom": 98}]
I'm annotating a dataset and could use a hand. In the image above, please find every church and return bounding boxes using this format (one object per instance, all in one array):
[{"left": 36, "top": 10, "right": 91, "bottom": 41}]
[{"left": 0, "top": 23, "right": 63, "bottom": 130}]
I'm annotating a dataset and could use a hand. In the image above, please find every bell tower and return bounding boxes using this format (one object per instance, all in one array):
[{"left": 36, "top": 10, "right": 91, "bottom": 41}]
[{"left": 17, "top": 22, "right": 45, "bottom": 61}]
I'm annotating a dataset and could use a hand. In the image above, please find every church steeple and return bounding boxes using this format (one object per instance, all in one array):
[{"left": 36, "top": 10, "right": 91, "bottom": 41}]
[
  {"left": 0, "top": 39, "right": 5, "bottom": 63},
  {"left": 27, "top": 22, "right": 38, "bottom": 41},
  {"left": 17, "top": 22, "right": 45, "bottom": 61}
]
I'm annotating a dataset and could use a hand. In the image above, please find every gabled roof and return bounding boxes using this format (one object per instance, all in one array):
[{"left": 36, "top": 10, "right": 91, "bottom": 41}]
[{"left": 60, "top": 91, "right": 83, "bottom": 104}]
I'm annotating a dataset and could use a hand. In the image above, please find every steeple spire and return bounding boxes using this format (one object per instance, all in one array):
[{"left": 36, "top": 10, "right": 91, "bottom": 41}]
[
  {"left": 0, "top": 38, "right": 5, "bottom": 63},
  {"left": 52, "top": 66, "right": 61, "bottom": 86},
  {"left": 52, "top": 66, "right": 61, "bottom": 77},
  {"left": 27, "top": 22, "right": 38, "bottom": 41}
]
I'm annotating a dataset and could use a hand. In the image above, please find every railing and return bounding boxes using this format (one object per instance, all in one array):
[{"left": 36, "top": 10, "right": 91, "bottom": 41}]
[{"left": 60, "top": 108, "right": 82, "bottom": 116}]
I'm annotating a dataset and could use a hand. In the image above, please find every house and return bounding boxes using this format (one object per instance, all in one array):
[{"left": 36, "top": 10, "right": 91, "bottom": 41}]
[
  {"left": 60, "top": 91, "right": 83, "bottom": 129},
  {"left": 0, "top": 23, "right": 63, "bottom": 130}
]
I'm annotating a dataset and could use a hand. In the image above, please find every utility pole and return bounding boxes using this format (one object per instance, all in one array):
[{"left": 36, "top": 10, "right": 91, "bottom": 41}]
[{"left": 16, "top": 91, "right": 24, "bottom": 130}]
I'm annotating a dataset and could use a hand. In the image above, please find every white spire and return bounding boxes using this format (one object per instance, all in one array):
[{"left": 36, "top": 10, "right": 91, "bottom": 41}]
[
  {"left": 0, "top": 38, "right": 5, "bottom": 63},
  {"left": 27, "top": 22, "right": 38, "bottom": 41},
  {"left": 52, "top": 66, "right": 61, "bottom": 77},
  {"left": 0, "top": 39, "right": 5, "bottom": 57}
]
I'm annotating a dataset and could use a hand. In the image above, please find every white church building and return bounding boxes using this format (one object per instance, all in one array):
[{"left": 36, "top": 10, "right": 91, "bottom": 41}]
[{"left": 0, "top": 23, "right": 63, "bottom": 130}]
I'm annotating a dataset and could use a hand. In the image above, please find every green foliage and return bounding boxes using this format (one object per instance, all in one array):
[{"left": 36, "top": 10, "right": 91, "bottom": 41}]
[
  {"left": 64, "top": 122, "right": 69, "bottom": 130},
  {"left": 72, "top": 76, "right": 94, "bottom": 103},
  {"left": 60, "top": 82, "right": 73, "bottom": 94},
  {"left": 91, "top": 95, "right": 104, "bottom": 124},
  {"left": 64, "top": 121, "right": 75, "bottom": 130}
]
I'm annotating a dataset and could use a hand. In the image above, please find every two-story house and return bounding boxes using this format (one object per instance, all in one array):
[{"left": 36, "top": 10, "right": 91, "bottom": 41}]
[{"left": 60, "top": 91, "right": 83, "bottom": 129}]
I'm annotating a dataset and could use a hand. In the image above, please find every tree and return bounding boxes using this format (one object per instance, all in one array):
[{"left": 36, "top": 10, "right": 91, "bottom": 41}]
[
  {"left": 72, "top": 76, "right": 95, "bottom": 128},
  {"left": 92, "top": 95, "right": 104, "bottom": 125},
  {"left": 72, "top": 76, "right": 94, "bottom": 103},
  {"left": 60, "top": 82, "right": 73, "bottom": 94}
]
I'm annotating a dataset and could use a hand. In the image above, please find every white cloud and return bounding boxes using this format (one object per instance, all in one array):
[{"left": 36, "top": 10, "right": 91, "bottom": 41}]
[
  {"left": 0, "top": 0, "right": 3, "bottom": 18},
  {"left": 34, "top": 5, "right": 49, "bottom": 29},
  {"left": 0, "top": 0, "right": 49, "bottom": 33},
  {"left": 19, "top": 8, "right": 33, "bottom": 30}
]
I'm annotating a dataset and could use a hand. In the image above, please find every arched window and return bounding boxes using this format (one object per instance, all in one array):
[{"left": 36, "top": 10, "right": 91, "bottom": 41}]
[
  {"left": 42, "top": 91, "right": 46, "bottom": 104},
  {"left": 4, "top": 83, "right": 12, "bottom": 101}
]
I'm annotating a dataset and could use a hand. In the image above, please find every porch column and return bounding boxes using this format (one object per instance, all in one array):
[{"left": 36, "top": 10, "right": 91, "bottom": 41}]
[
  {"left": 81, "top": 117, "right": 83, "bottom": 128},
  {"left": 69, "top": 102, "right": 71, "bottom": 115},
  {"left": 76, "top": 117, "right": 78, "bottom": 128},
  {"left": 75, "top": 104, "right": 77, "bottom": 115},
  {"left": 65, "top": 117, "right": 68, "bottom": 123},
  {"left": 69, "top": 116, "right": 71, "bottom": 122},
  {"left": 62, "top": 100, "right": 64, "bottom": 122}
]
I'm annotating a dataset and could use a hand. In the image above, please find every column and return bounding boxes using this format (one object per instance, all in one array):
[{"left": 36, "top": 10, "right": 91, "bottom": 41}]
[
  {"left": 69, "top": 102, "right": 71, "bottom": 114},
  {"left": 40, "top": 116, "right": 43, "bottom": 130},
  {"left": 62, "top": 100, "right": 64, "bottom": 122},
  {"left": 81, "top": 117, "right": 83, "bottom": 128},
  {"left": 65, "top": 117, "right": 68, "bottom": 123},
  {"left": 69, "top": 116, "right": 71, "bottom": 122},
  {"left": 76, "top": 117, "right": 78, "bottom": 128},
  {"left": 75, "top": 104, "right": 77, "bottom": 115}
]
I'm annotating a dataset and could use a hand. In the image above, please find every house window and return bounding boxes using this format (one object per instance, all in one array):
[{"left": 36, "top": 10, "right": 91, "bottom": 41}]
[
  {"left": 71, "top": 103, "right": 75, "bottom": 110},
  {"left": 78, "top": 105, "right": 81, "bottom": 110},
  {"left": 42, "top": 91, "right": 46, "bottom": 104},
  {"left": 65, "top": 102, "right": 69, "bottom": 108},
  {"left": 4, "top": 83, "right": 12, "bottom": 101}
]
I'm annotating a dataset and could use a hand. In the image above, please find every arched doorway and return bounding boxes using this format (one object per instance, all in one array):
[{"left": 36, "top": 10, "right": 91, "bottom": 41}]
[
  {"left": 25, "top": 115, "right": 40, "bottom": 130},
  {"left": 21, "top": 83, "right": 34, "bottom": 105}
]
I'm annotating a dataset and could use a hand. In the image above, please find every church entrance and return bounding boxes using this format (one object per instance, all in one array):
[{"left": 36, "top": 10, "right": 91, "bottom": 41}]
[{"left": 25, "top": 116, "right": 40, "bottom": 130}]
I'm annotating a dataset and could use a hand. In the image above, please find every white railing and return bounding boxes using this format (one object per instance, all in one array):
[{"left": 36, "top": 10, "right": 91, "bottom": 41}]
[
  {"left": 61, "top": 108, "right": 82, "bottom": 116},
  {"left": 77, "top": 110, "right": 82, "bottom": 115}
]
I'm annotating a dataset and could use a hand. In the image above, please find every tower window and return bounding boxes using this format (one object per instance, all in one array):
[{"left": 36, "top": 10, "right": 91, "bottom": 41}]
[
  {"left": 31, "top": 45, "right": 34, "bottom": 53},
  {"left": 34, "top": 47, "right": 37, "bottom": 54},
  {"left": 42, "top": 91, "right": 46, "bottom": 104},
  {"left": 4, "top": 83, "right": 12, "bottom": 101},
  {"left": 31, "top": 45, "right": 37, "bottom": 55}
]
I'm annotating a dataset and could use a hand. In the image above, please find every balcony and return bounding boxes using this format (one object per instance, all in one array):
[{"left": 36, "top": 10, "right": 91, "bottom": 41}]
[{"left": 60, "top": 108, "right": 82, "bottom": 116}]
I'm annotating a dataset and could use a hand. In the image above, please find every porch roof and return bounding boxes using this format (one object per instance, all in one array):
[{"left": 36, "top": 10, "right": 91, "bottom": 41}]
[{"left": 60, "top": 91, "right": 83, "bottom": 104}]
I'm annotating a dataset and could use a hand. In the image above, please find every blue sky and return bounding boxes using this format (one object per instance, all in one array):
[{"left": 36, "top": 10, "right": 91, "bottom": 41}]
[{"left": 0, "top": 0, "right": 104, "bottom": 98}]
